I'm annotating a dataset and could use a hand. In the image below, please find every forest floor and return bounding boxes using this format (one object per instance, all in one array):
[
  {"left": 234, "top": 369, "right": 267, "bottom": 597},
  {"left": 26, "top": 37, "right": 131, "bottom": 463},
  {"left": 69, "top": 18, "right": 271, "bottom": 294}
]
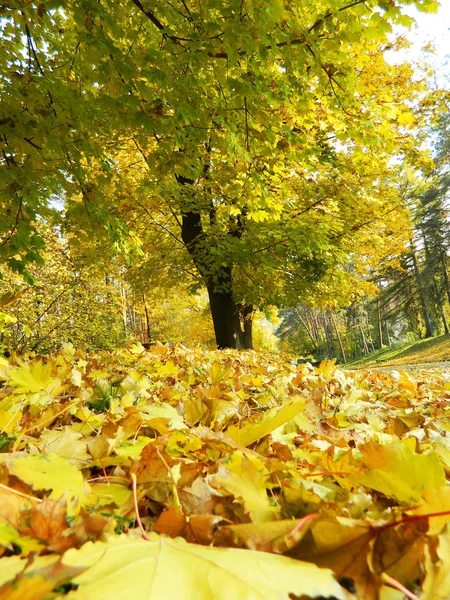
[
  {"left": 345, "top": 333, "right": 450, "bottom": 370},
  {"left": 2, "top": 344, "right": 450, "bottom": 598}
]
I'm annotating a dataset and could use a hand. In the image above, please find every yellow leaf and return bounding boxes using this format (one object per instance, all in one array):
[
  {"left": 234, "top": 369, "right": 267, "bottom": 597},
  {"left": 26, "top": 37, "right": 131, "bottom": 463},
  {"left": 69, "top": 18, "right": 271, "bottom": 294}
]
[
  {"left": 358, "top": 441, "right": 445, "bottom": 504},
  {"left": 140, "top": 403, "right": 186, "bottom": 433},
  {"left": 87, "top": 483, "right": 132, "bottom": 508},
  {"left": 422, "top": 532, "right": 450, "bottom": 600},
  {"left": 397, "top": 111, "right": 416, "bottom": 126},
  {"left": 0, "top": 409, "right": 22, "bottom": 433},
  {"left": 0, "top": 522, "right": 19, "bottom": 548},
  {"left": 0, "top": 522, "right": 43, "bottom": 555},
  {"left": 8, "top": 361, "right": 56, "bottom": 395},
  {"left": 0, "top": 557, "right": 84, "bottom": 600},
  {"left": 62, "top": 533, "right": 350, "bottom": 599},
  {"left": 210, "top": 451, "right": 278, "bottom": 522},
  {"left": 226, "top": 400, "right": 305, "bottom": 447},
  {"left": 0, "top": 292, "right": 22, "bottom": 308},
  {"left": 115, "top": 436, "right": 153, "bottom": 458},
  {"left": 315, "top": 358, "right": 336, "bottom": 378},
  {"left": 407, "top": 487, "right": 450, "bottom": 535},
  {"left": 6, "top": 453, "right": 90, "bottom": 511},
  {"left": 87, "top": 434, "right": 110, "bottom": 460},
  {"left": 392, "top": 369, "right": 417, "bottom": 394},
  {"left": 39, "top": 428, "right": 91, "bottom": 467},
  {"left": 71, "top": 368, "right": 82, "bottom": 387},
  {"left": 157, "top": 360, "right": 179, "bottom": 377}
]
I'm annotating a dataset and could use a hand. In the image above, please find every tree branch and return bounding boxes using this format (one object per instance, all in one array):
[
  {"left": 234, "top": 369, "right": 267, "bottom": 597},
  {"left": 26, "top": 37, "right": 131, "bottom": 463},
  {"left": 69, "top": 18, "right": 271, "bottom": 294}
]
[{"left": 129, "top": 0, "right": 370, "bottom": 60}]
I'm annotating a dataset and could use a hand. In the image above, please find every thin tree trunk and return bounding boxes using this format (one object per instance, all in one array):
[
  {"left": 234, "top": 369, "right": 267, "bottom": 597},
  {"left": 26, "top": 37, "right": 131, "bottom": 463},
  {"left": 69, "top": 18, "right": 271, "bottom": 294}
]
[
  {"left": 384, "top": 320, "right": 391, "bottom": 346},
  {"left": 359, "top": 323, "right": 369, "bottom": 354},
  {"left": 441, "top": 254, "right": 450, "bottom": 305},
  {"left": 296, "top": 309, "right": 318, "bottom": 349},
  {"left": 411, "top": 249, "right": 434, "bottom": 338},
  {"left": 364, "top": 309, "right": 375, "bottom": 352},
  {"left": 321, "top": 313, "right": 332, "bottom": 357},
  {"left": 430, "top": 276, "right": 449, "bottom": 334},
  {"left": 330, "top": 311, "right": 347, "bottom": 363},
  {"left": 142, "top": 292, "right": 152, "bottom": 343},
  {"left": 311, "top": 311, "right": 324, "bottom": 353},
  {"left": 121, "top": 285, "right": 128, "bottom": 334},
  {"left": 376, "top": 297, "right": 383, "bottom": 349}
]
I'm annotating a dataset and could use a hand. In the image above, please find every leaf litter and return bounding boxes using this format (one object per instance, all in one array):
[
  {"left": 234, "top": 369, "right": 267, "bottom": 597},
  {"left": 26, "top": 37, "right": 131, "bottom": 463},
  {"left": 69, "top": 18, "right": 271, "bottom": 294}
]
[{"left": 0, "top": 342, "right": 450, "bottom": 598}]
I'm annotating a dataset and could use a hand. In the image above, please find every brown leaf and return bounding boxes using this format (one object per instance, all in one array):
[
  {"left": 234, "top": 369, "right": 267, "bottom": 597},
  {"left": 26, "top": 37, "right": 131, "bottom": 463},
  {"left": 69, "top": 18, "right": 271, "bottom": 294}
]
[
  {"left": 132, "top": 440, "right": 177, "bottom": 483},
  {"left": 152, "top": 506, "right": 186, "bottom": 537},
  {"left": 19, "top": 498, "right": 73, "bottom": 553}
]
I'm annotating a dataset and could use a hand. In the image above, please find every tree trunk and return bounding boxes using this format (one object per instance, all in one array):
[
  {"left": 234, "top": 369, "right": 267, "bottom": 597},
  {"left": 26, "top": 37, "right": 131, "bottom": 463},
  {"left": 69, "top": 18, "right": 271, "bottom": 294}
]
[
  {"left": 376, "top": 297, "right": 383, "bottom": 349},
  {"left": 441, "top": 254, "right": 450, "bottom": 305},
  {"left": 207, "top": 286, "right": 241, "bottom": 349},
  {"left": 238, "top": 304, "right": 253, "bottom": 350},
  {"left": 384, "top": 320, "right": 391, "bottom": 346},
  {"left": 296, "top": 308, "right": 318, "bottom": 350},
  {"left": 142, "top": 292, "right": 152, "bottom": 343},
  {"left": 359, "top": 323, "right": 369, "bottom": 354},
  {"left": 311, "top": 311, "right": 324, "bottom": 354},
  {"left": 430, "top": 275, "right": 449, "bottom": 334},
  {"left": 330, "top": 311, "right": 347, "bottom": 363},
  {"left": 323, "top": 311, "right": 335, "bottom": 358},
  {"left": 411, "top": 249, "right": 434, "bottom": 338},
  {"left": 179, "top": 186, "right": 246, "bottom": 349}
]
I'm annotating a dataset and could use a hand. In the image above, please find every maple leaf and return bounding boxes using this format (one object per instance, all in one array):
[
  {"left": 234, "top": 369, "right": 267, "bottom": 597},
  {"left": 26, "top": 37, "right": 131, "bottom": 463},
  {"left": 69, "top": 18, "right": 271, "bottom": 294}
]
[
  {"left": 61, "top": 533, "right": 351, "bottom": 599},
  {"left": 6, "top": 453, "right": 91, "bottom": 511},
  {"left": 225, "top": 400, "right": 306, "bottom": 447},
  {"left": 0, "top": 557, "right": 85, "bottom": 600},
  {"left": 358, "top": 440, "right": 445, "bottom": 504},
  {"left": 422, "top": 533, "right": 450, "bottom": 600},
  {"left": 210, "top": 451, "right": 279, "bottom": 522},
  {"left": 7, "top": 361, "right": 58, "bottom": 395},
  {"left": 19, "top": 498, "right": 77, "bottom": 553},
  {"left": 140, "top": 403, "right": 187, "bottom": 433},
  {"left": 215, "top": 515, "right": 317, "bottom": 553},
  {"left": 38, "top": 428, "right": 91, "bottom": 467}
]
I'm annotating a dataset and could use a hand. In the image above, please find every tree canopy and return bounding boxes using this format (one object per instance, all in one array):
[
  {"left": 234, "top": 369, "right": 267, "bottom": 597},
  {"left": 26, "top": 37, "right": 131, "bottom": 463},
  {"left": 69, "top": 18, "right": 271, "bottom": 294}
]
[{"left": 0, "top": 0, "right": 440, "bottom": 348}]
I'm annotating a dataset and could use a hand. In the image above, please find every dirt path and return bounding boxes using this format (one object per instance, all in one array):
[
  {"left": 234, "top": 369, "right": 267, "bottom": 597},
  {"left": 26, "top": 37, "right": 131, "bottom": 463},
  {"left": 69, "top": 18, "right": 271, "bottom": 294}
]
[{"left": 347, "top": 361, "right": 450, "bottom": 372}]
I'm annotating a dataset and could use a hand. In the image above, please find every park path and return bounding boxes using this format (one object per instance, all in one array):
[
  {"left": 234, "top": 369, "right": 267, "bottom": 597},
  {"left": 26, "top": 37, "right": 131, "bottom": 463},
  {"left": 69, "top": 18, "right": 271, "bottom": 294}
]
[{"left": 346, "top": 361, "right": 450, "bottom": 372}]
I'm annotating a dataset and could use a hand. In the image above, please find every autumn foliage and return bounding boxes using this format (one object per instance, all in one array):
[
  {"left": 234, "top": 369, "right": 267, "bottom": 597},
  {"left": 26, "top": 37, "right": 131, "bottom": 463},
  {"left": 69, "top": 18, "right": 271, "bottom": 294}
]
[{"left": 0, "top": 344, "right": 449, "bottom": 598}]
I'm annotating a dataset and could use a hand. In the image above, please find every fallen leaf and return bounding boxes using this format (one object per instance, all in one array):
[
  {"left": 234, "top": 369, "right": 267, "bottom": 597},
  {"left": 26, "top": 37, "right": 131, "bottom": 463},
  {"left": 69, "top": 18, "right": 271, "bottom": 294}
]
[
  {"left": 62, "top": 533, "right": 351, "bottom": 599},
  {"left": 225, "top": 401, "right": 306, "bottom": 447},
  {"left": 0, "top": 556, "right": 85, "bottom": 600},
  {"left": 210, "top": 451, "right": 278, "bottom": 522},
  {"left": 6, "top": 453, "right": 90, "bottom": 510}
]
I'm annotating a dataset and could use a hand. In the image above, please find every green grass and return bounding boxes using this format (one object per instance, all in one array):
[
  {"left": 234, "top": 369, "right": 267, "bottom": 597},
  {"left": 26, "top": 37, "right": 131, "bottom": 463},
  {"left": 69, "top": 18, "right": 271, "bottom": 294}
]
[{"left": 345, "top": 334, "right": 450, "bottom": 369}]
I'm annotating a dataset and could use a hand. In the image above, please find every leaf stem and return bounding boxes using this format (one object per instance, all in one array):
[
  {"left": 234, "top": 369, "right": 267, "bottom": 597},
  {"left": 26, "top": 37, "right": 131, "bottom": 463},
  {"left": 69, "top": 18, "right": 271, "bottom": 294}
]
[
  {"left": 22, "top": 400, "right": 79, "bottom": 436},
  {"left": 156, "top": 447, "right": 182, "bottom": 511},
  {"left": 0, "top": 482, "right": 42, "bottom": 503},
  {"left": 381, "top": 573, "right": 418, "bottom": 600},
  {"left": 374, "top": 510, "right": 450, "bottom": 532},
  {"left": 131, "top": 473, "right": 150, "bottom": 541}
]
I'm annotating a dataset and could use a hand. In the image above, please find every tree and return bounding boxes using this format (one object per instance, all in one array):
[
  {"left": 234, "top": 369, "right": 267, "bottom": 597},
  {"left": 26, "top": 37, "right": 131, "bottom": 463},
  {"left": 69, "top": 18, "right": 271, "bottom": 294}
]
[
  {"left": 0, "top": 0, "right": 440, "bottom": 348},
  {"left": 0, "top": 226, "right": 130, "bottom": 353}
]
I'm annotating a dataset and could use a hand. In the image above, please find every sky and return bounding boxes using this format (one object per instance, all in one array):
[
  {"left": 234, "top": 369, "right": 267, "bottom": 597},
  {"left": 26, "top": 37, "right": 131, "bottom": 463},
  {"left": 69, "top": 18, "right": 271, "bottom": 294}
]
[{"left": 388, "top": 2, "right": 450, "bottom": 81}]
